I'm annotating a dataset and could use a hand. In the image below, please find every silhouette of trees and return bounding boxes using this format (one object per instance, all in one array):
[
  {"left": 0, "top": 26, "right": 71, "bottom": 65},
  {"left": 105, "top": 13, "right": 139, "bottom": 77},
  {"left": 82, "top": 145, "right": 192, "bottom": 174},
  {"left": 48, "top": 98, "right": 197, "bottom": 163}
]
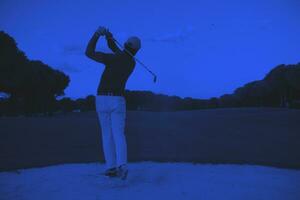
[
  {"left": 263, "top": 64, "right": 300, "bottom": 107},
  {"left": 219, "top": 94, "right": 239, "bottom": 107},
  {"left": 285, "top": 64, "right": 300, "bottom": 108},
  {"left": 123, "top": 90, "right": 209, "bottom": 111},
  {"left": 75, "top": 95, "right": 95, "bottom": 111},
  {"left": 0, "top": 31, "right": 70, "bottom": 115},
  {"left": 232, "top": 80, "right": 271, "bottom": 107},
  {"left": 1, "top": 31, "right": 300, "bottom": 116},
  {"left": 57, "top": 97, "right": 76, "bottom": 113},
  {"left": 263, "top": 64, "right": 289, "bottom": 107},
  {"left": 219, "top": 63, "right": 300, "bottom": 108},
  {"left": 122, "top": 63, "right": 300, "bottom": 110}
]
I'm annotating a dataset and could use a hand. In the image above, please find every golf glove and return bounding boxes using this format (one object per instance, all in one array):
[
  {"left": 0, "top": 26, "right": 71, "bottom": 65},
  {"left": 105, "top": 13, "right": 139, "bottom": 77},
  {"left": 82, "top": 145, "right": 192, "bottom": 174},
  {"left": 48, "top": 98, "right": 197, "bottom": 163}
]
[
  {"left": 96, "top": 26, "right": 107, "bottom": 36},
  {"left": 104, "top": 29, "right": 113, "bottom": 38}
]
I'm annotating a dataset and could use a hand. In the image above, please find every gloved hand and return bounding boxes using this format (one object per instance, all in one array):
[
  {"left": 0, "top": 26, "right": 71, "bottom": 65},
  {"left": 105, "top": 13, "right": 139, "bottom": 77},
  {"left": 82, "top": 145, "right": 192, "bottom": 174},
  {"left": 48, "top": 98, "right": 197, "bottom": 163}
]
[
  {"left": 104, "top": 29, "right": 113, "bottom": 38},
  {"left": 95, "top": 26, "right": 107, "bottom": 36}
]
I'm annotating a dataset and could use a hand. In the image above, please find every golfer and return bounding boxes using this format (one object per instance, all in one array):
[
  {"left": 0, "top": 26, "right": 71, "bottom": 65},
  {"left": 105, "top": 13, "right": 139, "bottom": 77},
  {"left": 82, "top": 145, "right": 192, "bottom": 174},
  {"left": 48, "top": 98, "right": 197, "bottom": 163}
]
[{"left": 85, "top": 26, "right": 141, "bottom": 180}]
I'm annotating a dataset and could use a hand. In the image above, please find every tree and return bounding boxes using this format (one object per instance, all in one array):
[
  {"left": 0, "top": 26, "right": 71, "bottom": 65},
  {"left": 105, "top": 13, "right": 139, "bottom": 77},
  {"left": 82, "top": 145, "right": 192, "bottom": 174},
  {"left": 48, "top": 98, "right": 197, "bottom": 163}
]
[
  {"left": 233, "top": 80, "right": 272, "bottom": 107},
  {"left": 0, "top": 31, "right": 70, "bottom": 115},
  {"left": 263, "top": 64, "right": 289, "bottom": 107},
  {"left": 219, "top": 94, "right": 240, "bottom": 107},
  {"left": 285, "top": 63, "right": 300, "bottom": 106}
]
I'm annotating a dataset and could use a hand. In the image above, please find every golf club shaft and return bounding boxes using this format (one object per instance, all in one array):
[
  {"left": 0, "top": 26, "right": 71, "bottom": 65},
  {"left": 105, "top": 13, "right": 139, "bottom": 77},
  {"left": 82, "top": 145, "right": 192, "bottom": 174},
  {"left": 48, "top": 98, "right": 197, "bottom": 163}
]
[{"left": 112, "top": 38, "right": 157, "bottom": 82}]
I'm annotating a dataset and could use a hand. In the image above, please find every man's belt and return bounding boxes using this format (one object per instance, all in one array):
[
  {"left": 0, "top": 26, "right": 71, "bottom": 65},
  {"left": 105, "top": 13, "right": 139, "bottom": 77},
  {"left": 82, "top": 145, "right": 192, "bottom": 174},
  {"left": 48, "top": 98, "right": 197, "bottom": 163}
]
[{"left": 98, "top": 91, "right": 124, "bottom": 96}]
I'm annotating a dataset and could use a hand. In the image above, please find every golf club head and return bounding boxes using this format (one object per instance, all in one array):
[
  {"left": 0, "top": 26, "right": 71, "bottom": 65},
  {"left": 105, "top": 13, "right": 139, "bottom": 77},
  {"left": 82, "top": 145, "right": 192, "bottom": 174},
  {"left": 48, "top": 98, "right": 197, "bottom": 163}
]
[{"left": 153, "top": 76, "right": 157, "bottom": 83}]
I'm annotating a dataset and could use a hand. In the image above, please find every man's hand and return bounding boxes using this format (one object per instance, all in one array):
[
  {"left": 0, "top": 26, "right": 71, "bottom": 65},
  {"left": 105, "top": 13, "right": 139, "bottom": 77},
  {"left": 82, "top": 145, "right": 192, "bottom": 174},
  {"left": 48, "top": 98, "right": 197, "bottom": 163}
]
[
  {"left": 95, "top": 26, "right": 113, "bottom": 39},
  {"left": 104, "top": 29, "right": 113, "bottom": 39},
  {"left": 95, "top": 26, "right": 107, "bottom": 36}
]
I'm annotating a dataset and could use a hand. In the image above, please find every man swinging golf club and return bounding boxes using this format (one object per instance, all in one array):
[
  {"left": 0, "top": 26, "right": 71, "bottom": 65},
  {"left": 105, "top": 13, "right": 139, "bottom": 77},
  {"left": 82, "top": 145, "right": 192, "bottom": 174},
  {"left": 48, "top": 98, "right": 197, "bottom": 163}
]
[{"left": 85, "top": 26, "right": 141, "bottom": 180}]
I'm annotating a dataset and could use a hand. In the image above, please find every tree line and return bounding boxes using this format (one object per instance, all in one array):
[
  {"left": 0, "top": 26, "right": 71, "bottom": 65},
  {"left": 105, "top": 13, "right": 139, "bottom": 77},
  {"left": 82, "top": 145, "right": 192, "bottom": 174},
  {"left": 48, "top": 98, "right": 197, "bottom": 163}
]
[
  {"left": 0, "top": 31, "right": 69, "bottom": 116},
  {"left": 0, "top": 31, "right": 300, "bottom": 116},
  {"left": 218, "top": 64, "right": 300, "bottom": 108}
]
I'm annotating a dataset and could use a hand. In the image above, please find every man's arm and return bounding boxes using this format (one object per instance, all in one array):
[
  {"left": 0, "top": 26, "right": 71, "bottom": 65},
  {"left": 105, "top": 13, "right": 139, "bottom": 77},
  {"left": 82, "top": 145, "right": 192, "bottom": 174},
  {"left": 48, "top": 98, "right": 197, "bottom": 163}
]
[
  {"left": 106, "top": 34, "right": 121, "bottom": 53},
  {"left": 85, "top": 32, "right": 107, "bottom": 63}
]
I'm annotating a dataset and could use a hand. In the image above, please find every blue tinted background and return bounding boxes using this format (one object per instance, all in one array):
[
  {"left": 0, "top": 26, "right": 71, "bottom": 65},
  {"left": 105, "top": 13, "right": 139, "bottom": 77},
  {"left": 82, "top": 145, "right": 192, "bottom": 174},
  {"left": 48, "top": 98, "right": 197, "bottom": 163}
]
[{"left": 0, "top": 0, "right": 300, "bottom": 99}]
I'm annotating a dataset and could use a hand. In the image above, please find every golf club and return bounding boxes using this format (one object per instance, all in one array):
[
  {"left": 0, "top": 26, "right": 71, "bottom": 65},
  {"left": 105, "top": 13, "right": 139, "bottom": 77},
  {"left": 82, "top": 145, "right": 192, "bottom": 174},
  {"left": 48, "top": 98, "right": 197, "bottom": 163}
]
[{"left": 112, "top": 38, "right": 157, "bottom": 83}]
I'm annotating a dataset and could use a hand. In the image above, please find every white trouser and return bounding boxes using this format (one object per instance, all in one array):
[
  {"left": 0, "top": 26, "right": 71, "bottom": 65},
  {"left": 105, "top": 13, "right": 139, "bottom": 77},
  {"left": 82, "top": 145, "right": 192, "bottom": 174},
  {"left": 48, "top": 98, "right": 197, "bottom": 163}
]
[{"left": 95, "top": 95, "right": 127, "bottom": 169}]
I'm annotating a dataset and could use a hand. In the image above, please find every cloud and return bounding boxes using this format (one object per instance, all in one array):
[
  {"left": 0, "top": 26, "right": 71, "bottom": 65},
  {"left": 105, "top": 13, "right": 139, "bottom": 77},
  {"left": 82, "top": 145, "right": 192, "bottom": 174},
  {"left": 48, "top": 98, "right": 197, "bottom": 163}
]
[
  {"left": 62, "top": 44, "right": 84, "bottom": 56},
  {"left": 146, "top": 26, "right": 195, "bottom": 43},
  {"left": 62, "top": 44, "right": 110, "bottom": 56},
  {"left": 56, "top": 62, "right": 82, "bottom": 73},
  {"left": 225, "top": 18, "right": 273, "bottom": 33}
]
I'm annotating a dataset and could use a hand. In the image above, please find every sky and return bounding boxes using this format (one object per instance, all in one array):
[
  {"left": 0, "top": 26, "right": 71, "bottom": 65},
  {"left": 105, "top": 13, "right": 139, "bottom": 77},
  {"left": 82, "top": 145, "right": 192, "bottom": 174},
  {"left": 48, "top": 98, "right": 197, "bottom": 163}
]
[{"left": 0, "top": 0, "right": 300, "bottom": 99}]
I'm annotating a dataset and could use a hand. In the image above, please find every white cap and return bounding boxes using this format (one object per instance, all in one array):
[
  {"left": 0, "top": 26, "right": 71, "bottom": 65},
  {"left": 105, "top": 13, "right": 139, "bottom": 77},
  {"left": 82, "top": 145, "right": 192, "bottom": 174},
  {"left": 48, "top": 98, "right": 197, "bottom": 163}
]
[{"left": 125, "top": 36, "right": 141, "bottom": 50}]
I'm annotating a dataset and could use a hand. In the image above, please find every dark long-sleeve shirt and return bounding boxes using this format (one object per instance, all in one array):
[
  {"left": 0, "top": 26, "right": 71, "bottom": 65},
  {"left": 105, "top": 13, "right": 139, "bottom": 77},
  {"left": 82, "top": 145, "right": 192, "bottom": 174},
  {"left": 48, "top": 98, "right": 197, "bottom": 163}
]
[{"left": 85, "top": 33, "right": 136, "bottom": 95}]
